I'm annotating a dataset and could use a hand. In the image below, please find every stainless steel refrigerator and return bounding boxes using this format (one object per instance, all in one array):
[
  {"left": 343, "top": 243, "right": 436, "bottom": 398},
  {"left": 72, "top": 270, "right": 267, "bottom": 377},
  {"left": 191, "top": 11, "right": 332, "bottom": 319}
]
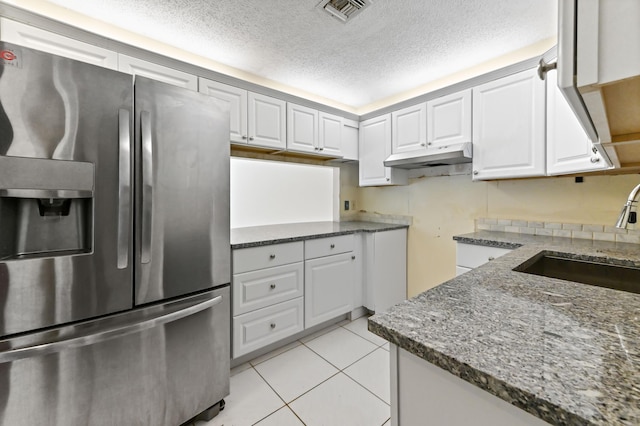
[{"left": 0, "top": 42, "right": 230, "bottom": 425}]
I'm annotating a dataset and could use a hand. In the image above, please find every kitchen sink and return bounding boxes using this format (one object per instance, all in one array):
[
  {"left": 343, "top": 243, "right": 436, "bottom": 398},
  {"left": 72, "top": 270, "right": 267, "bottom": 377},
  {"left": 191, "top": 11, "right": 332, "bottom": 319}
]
[{"left": 514, "top": 252, "right": 640, "bottom": 295}]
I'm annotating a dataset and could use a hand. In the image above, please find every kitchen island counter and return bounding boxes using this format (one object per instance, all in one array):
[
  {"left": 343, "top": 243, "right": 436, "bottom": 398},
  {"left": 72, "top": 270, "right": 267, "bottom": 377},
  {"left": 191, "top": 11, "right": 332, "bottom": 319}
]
[
  {"left": 231, "top": 221, "right": 408, "bottom": 249},
  {"left": 369, "top": 231, "right": 640, "bottom": 425}
]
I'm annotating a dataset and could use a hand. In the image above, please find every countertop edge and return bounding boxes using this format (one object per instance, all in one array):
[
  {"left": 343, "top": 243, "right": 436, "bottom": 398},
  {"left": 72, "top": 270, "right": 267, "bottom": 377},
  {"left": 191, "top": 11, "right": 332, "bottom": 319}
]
[
  {"left": 368, "top": 317, "right": 586, "bottom": 426},
  {"left": 231, "top": 223, "right": 409, "bottom": 249}
]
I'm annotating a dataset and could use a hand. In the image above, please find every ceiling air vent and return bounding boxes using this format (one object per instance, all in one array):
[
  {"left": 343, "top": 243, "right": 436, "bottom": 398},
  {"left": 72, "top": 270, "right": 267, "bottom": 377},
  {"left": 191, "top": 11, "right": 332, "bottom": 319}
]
[{"left": 317, "top": 0, "right": 374, "bottom": 23}]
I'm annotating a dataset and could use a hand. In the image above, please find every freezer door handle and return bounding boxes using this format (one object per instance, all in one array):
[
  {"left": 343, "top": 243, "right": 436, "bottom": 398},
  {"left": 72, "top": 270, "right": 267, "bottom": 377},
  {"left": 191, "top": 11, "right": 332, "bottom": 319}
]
[
  {"left": 140, "top": 110, "right": 153, "bottom": 264},
  {"left": 0, "top": 294, "right": 223, "bottom": 363},
  {"left": 117, "top": 108, "right": 131, "bottom": 269}
]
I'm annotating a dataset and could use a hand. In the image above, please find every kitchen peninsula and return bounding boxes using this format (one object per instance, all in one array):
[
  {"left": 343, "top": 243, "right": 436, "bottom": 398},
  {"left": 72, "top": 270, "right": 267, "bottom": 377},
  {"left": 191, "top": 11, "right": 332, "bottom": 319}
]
[{"left": 370, "top": 231, "right": 640, "bottom": 425}]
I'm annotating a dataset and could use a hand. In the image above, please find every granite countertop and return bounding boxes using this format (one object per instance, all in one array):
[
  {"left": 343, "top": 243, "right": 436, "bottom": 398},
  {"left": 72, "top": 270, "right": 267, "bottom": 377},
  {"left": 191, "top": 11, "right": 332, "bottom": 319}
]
[
  {"left": 231, "top": 221, "right": 409, "bottom": 249},
  {"left": 369, "top": 231, "right": 640, "bottom": 426}
]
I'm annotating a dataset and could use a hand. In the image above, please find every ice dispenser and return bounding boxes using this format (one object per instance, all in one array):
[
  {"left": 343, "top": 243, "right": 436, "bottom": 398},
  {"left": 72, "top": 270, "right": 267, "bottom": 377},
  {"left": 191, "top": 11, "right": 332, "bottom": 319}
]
[{"left": 0, "top": 155, "right": 94, "bottom": 260}]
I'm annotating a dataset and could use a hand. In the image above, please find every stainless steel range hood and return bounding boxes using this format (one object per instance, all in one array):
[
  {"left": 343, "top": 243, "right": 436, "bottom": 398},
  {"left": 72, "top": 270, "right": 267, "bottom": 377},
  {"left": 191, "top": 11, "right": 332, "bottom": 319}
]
[{"left": 383, "top": 142, "right": 472, "bottom": 169}]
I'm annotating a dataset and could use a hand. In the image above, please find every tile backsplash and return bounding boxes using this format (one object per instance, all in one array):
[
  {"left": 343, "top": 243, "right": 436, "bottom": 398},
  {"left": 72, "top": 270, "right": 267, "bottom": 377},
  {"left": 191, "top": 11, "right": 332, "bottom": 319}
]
[{"left": 476, "top": 218, "right": 640, "bottom": 244}]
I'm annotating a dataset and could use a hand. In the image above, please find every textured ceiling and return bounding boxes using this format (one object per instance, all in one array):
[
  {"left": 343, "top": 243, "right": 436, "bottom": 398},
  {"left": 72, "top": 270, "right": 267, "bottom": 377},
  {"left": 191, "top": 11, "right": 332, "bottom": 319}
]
[{"left": 44, "top": 0, "right": 557, "bottom": 109}]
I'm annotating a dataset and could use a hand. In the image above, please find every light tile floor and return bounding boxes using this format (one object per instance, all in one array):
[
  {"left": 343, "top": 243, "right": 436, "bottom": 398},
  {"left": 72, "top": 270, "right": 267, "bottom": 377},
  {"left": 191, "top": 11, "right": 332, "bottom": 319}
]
[{"left": 197, "top": 316, "right": 390, "bottom": 426}]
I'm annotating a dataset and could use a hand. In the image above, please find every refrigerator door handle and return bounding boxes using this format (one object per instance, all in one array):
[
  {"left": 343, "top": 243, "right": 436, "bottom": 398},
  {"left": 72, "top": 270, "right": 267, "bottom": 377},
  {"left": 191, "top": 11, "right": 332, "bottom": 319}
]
[
  {"left": 140, "top": 110, "right": 153, "bottom": 264},
  {"left": 0, "top": 294, "right": 223, "bottom": 363},
  {"left": 117, "top": 108, "right": 131, "bottom": 269}
]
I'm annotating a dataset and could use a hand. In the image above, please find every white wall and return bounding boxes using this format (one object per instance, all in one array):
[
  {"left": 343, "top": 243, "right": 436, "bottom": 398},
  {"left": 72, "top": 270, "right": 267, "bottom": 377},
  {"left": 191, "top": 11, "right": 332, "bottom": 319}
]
[{"left": 231, "top": 158, "right": 338, "bottom": 228}]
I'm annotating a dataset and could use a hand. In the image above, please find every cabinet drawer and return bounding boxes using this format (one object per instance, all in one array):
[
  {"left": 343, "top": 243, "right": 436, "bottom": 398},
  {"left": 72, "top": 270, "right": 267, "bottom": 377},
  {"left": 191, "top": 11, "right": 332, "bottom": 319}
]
[
  {"left": 456, "top": 243, "right": 512, "bottom": 269},
  {"left": 305, "top": 234, "right": 354, "bottom": 259},
  {"left": 233, "top": 297, "right": 304, "bottom": 358},
  {"left": 233, "top": 262, "right": 304, "bottom": 315},
  {"left": 233, "top": 241, "right": 303, "bottom": 274}
]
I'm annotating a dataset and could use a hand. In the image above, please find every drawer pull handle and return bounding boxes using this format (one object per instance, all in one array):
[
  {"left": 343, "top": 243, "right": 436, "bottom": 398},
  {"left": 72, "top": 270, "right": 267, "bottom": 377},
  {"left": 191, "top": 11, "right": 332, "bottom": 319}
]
[
  {"left": 330, "top": 244, "right": 335, "bottom": 249},
  {"left": 488, "top": 256, "right": 495, "bottom": 261},
  {"left": 269, "top": 254, "right": 276, "bottom": 259},
  {"left": 270, "top": 283, "right": 276, "bottom": 290},
  {"left": 270, "top": 323, "right": 276, "bottom": 329}
]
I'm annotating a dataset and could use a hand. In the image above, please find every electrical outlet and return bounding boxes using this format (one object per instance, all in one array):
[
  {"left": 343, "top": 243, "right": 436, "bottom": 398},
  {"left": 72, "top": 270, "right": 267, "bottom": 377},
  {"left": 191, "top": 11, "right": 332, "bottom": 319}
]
[{"left": 344, "top": 200, "right": 350, "bottom": 211}]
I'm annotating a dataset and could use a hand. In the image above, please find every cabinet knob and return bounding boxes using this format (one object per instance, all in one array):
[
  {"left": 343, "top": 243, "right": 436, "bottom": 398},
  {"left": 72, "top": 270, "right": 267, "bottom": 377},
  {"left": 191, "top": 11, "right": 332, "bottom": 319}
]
[
  {"left": 269, "top": 254, "right": 276, "bottom": 259},
  {"left": 591, "top": 157, "right": 600, "bottom": 163},
  {"left": 270, "top": 323, "right": 276, "bottom": 329},
  {"left": 386, "top": 177, "right": 390, "bottom": 182},
  {"left": 242, "top": 135, "right": 247, "bottom": 140},
  {"left": 330, "top": 244, "right": 335, "bottom": 249},
  {"left": 473, "top": 170, "right": 479, "bottom": 175},
  {"left": 537, "top": 58, "right": 557, "bottom": 80},
  {"left": 488, "top": 256, "right": 495, "bottom": 261},
  {"left": 249, "top": 136, "right": 254, "bottom": 141},
  {"left": 427, "top": 142, "right": 432, "bottom": 146},
  {"left": 314, "top": 147, "right": 319, "bottom": 150},
  {"left": 319, "top": 147, "right": 324, "bottom": 151},
  {"left": 270, "top": 283, "right": 276, "bottom": 290},
  {"left": 421, "top": 143, "right": 426, "bottom": 147},
  {"left": 352, "top": 255, "right": 356, "bottom": 260}
]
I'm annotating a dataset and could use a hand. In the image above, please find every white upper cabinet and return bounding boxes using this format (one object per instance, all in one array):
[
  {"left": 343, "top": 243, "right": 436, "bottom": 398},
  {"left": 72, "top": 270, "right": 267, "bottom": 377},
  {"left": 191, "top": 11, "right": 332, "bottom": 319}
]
[
  {"left": 359, "top": 114, "right": 408, "bottom": 187},
  {"left": 427, "top": 89, "right": 472, "bottom": 148},
  {"left": 391, "top": 103, "right": 427, "bottom": 154},
  {"left": 118, "top": 54, "right": 197, "bottom": 90},
  {"left": 248, "top": 92, "right": 287, "bottom": 150},
  {"left": 287, "top": 105, "right": 344, "bottom": 157},
  {"left": 341, "top": 118, "right": 359, "bottom": 161},
  {"left": 546, "top": 68, "right": 608, "bottom": 175},
  {"left": 472, "top": 67, "right": 546, "bottom": 181},
  {"left": 287, "top": 103, "right": 318, "bottom": 154},
  {"left": 199, "top": 78, "right": 248, "bottom": 144},
  {"left": 558, "top": 0, "right": 640, "bottom": 168},
  {"left": 318, "top": 111, "right": 343, "bottom": 157},
  {"left": 0, "top": 18, "right": 118, "bottom": 70},
  {"left": 200, "top": 79, "right": 285, "bottom": 149}
]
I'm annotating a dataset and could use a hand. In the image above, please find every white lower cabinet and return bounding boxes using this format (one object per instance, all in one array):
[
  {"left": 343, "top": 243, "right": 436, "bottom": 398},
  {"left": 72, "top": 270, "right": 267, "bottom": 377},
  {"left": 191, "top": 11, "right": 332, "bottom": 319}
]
[
  {"left": 232, "top": 242, "right": 304, "bottom": 359},
  {"left": 391, "top": 345, "right": 548, "bottom": 426},
  {"left": 305, "top": 252, "right": 355, "bottom": 328},
  {"left": 233, "top": 262, "right": 304, "bottom": 316},
  {"left": 233, "top": 297, "right": 304, "bottom": 358},
  {"left": 456, "top": 242, "right": 512, "bottom": 275},
  {"left": 232, "top": 230, "right": 404, "bottom": 359},
  {"left": 363, "top": 229, "right": 407, "bottom": 313}
]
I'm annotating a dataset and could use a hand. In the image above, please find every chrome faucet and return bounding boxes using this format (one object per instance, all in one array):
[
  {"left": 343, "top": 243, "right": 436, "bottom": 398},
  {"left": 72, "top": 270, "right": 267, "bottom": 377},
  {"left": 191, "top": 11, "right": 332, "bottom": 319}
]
[{"left": 615, "top": 183, "right": 640, "bottom": 228}]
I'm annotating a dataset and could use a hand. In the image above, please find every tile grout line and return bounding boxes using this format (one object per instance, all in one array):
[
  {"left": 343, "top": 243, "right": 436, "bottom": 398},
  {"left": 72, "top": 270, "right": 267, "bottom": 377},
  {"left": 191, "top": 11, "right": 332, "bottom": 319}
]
[
  {"left": 340, "top": 322, "right": 388, "bottom": 348},
  {"left": 242, "top": 317, "right": 390, "bottom": 425}
]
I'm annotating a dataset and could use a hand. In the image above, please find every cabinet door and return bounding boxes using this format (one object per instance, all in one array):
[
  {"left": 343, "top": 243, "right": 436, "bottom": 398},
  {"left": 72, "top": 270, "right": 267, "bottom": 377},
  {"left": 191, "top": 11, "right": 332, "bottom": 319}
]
[
  {"left": 427, "top": 89, "right": 472, "bottom": 148},
  {"left": 392, "top": 103, "right": 427, "bottom": 154},
  {"left": 546, "top": 69, "right": 608, "bottom": 175},
  {"left": 199, "top": 78, "right": 248, "bottom": 144},
  {"left": 372, "top": 229, "right": 407, "bottom": 313},
  {"left": 287, "top": 103, "right": 318, "bottom": 154},
  {"left": 472, "top": 68, "right": 546, "bottom": 180},
  {"left": 359, "top": 114, "right": 408, "bottom": 187},
  {"left": 248, "top": 92, "right": 287, "bottom": 149},
  {"left": 119, "top": 54, "right": 197, "bottom": 90},
  {"left": 319, "top": 111, "right": 343, "bottom": 157},
  {"left": 305, "top": 252, "right": 354, "bottom": 328},
  {"left": 341, "top": 118, "right": 359, "bottom": 161},
  {"left": 0, "top": 18, "right": 118, "bottom": 69}
]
